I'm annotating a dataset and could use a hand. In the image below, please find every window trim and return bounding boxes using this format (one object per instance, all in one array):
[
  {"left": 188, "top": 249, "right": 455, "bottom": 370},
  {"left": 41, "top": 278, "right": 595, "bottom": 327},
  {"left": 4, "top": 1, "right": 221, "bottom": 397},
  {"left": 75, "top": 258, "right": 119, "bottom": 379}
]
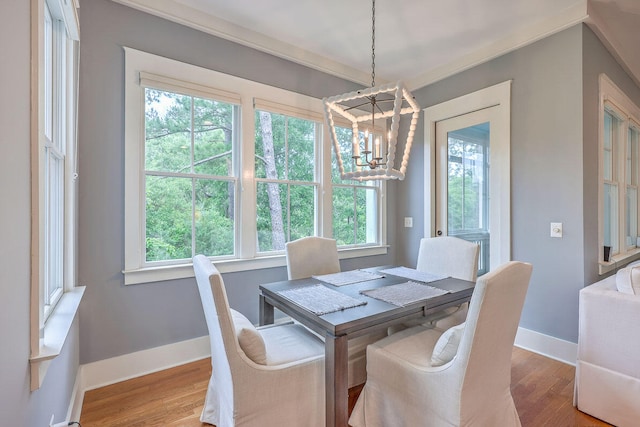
[
  {"left": 123, "top": 47, "right": 387, "bottom": 285},
  {"left": 599, "top": 74, "right": 640, "bottom": 274},
  {"left": 29, "top": 0, "right": 83, "bottom": 391}
]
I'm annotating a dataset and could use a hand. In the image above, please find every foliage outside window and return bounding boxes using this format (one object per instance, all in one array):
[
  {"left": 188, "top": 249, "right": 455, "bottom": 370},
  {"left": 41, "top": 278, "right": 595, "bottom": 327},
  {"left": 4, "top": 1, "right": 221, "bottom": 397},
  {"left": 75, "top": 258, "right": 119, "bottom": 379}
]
[
  {"left": 144, "top": 88, "right": 238, "bottom": 262},
  {"left": 446, "top": 129, "right": 490, "bottom": 276},
  {"left": 124, "top": 49, "right": 386, "bottom": 284},
  {"left": 255, "top": 110, "right": 318, "bottom": 252},
  {"left": 600, "top": 75, "right": 640, "bottom": 268},
  {"left": 331, "top": 126, "right": 381, "bottom": 246}
]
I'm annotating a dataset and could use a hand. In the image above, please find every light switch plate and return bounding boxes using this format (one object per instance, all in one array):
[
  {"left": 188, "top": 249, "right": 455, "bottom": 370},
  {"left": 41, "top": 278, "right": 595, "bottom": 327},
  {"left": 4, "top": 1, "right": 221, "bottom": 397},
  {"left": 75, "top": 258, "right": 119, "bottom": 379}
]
[
  {"left": 404, "top": 217, "right": 413, "bottom": 228},
  {"left": 550, "top": 222, "right": 562, "bottom": 238}
]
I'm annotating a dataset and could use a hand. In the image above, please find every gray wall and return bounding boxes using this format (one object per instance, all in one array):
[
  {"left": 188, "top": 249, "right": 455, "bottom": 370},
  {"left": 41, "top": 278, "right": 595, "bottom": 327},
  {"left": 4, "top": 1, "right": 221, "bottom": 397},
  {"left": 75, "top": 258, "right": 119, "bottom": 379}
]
[
  {"left": 1, "top": 0, "right": 80, "bottom": 425},
  {"left": 77, "top": 0, "right": 394, "bottom": 364},
  {"left": 396, "top": 26, "right": 587, "bottom": 342},
  {"left": 395, "top": 25, "right": 640, "bottom": 343}
]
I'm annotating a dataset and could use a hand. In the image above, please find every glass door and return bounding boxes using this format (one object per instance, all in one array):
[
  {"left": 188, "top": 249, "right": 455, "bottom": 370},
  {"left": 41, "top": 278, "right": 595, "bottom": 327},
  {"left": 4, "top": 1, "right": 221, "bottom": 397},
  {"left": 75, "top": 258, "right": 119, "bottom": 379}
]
[{"left": 435, "top": 108, "right": 494, "bottom": 276}]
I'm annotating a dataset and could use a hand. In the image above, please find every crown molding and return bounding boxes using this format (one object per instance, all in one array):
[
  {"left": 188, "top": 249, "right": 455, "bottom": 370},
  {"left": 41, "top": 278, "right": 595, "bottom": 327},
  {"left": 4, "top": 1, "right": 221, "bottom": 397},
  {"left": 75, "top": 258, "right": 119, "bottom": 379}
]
[
  {"left": 406, "top": 1, "right": 589, "bottom": 90},
  {"left": 111, "top": 0, "right": 639, "bottom": 91},
  {"left": 110, "top": 0, "right": 371, "bottom": 85},
  {"left": 585, "top": 1, "right": 640, "bottom": 88}
]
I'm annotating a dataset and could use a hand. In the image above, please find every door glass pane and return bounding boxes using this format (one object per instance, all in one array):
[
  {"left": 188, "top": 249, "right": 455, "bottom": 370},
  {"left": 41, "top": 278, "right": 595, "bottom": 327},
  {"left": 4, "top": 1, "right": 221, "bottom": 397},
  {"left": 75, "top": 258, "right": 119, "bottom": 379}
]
[{"left": 447, "top": 122, "right": 490, "bottom": 275}]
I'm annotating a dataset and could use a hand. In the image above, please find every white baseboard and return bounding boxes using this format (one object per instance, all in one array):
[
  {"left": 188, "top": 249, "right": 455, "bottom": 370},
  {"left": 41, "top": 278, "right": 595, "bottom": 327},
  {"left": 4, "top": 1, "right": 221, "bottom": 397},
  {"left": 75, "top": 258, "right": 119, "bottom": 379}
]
[
  {"left": 515, "top": 326, "right": 577, "bottom": 366},
  {"left": 80, "top": 335, "right": 211, "bottom": 391},
  {"left": 67, "top": 371, "right": 84, "bottom": 423},
  {"left": 68, "top": 335, "right": 211, "bottom": 422}
]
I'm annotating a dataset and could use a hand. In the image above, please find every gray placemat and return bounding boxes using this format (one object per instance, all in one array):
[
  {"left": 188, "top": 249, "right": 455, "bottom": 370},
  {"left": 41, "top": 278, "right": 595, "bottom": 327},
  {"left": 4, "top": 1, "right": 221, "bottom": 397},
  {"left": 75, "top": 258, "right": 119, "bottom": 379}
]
[
  {"left": 313, "top": 270, "right": 384, "bottom": 286},
  {"left": 379, "top": 266, "right": 447, "bottom": 283},
  {"left": 278, "top": 284, "right": 367, "bottom": 315},
  {"left": 360, "top": 281, "right": 450, "bottom": 307}
]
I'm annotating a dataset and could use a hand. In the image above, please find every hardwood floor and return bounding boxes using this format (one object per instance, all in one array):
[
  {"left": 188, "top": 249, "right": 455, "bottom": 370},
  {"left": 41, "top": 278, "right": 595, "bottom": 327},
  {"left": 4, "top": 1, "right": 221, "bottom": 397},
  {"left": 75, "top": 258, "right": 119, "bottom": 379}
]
[{"left": 80, "top": 347, "right": 611, "bottom": 426}]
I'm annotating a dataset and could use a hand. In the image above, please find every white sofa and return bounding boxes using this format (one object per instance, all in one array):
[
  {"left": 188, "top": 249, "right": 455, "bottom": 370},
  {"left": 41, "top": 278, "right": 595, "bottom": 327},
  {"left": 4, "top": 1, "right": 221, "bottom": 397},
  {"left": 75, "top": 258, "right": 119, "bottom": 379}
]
[{"left": 574, "top": 271, "right": 640, "bottom": 427}]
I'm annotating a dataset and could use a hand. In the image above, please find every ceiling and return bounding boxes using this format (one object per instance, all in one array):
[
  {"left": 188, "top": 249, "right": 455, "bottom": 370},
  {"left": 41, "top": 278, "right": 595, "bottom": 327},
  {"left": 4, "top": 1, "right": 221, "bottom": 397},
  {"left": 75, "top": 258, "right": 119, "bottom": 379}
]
[{"left": 113, "top": 0, "right": 640, "bottom": 89}]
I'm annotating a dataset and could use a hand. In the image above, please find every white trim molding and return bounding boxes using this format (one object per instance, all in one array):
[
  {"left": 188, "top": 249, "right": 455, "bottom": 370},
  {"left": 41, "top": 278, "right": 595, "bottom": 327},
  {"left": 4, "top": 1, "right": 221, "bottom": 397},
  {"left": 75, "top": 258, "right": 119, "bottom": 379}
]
[
  {"left": 110, "top": 0, "right": 591, "bottom": 91},
  {"left": 80, "top": 336, "right": 211, "bottom": 392},
  {"left": 515, "top": 327, "right": 578, "bottom": 366},
  {"left": 111, "top": 0, "right": 371, "bottom": 85},
  {"left": 423, "top": 80, "right": 512, "bottom": 270}
]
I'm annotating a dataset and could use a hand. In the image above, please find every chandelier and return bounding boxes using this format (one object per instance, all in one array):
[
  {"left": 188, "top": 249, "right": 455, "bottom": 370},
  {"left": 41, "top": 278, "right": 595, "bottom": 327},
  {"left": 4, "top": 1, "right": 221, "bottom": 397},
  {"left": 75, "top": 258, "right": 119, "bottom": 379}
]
[{"left": 323, "top": 0, "right": 420, "bottom": 181}]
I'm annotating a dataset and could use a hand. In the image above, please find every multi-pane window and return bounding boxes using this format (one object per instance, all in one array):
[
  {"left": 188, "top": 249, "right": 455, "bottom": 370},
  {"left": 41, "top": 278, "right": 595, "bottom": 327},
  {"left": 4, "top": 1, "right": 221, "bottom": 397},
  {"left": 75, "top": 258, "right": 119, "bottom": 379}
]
[
  {"left": 331, "top": 126, "right": 381, "bottom": 246},
  {"left": 42, "top": 3, "right": 72, "bottom": 319},
  {"left": 124, "top": 49, "right": 386, "bottom": 284},
  {"left": 31, "top": 0, "right": 80, "bottom": 390},
  {"left": 603, "top": 108, "right": 621, "bottom": 253},
  {"left": 254, "top": 110, "right": 319, "bottom": 252},
  {"left": 599, "top": 75, "right": 640, "bottom": 267},
  {"left": 143, "top": 87, "right": 238, "bottom": 263}
]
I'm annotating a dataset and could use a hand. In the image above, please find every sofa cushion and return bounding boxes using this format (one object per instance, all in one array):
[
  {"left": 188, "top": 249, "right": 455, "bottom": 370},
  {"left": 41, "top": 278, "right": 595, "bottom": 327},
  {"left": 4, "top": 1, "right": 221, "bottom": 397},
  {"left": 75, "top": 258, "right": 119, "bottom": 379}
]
[
  {"left": 616, "top": 265, "right": 640, "bottom": 295},
  {"left": 230, "top": 309, "right": 267, "bottom": 364},
  {"left": 431, "top": 322, "right": 465, "bottom": 366}
]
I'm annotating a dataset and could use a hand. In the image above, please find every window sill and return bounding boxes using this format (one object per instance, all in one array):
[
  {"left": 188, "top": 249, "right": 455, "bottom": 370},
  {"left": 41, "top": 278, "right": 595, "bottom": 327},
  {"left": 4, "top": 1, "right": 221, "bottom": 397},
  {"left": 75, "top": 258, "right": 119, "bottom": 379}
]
[
  {"left": 30, "top": 286, "right": 85, "bottom": 390},
  {"left": 598, "top": 248, "right": 640, "bottom": 275},
  {"left": 123, "top": 244, "right": 389, "bottom": 285}
]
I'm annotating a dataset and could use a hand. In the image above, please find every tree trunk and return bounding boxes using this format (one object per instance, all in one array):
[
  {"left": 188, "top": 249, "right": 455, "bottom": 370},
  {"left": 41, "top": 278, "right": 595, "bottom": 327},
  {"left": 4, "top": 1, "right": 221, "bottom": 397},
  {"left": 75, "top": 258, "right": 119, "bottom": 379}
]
[{"left": 259, "top": 112, "right": 286, "bottom": 250}]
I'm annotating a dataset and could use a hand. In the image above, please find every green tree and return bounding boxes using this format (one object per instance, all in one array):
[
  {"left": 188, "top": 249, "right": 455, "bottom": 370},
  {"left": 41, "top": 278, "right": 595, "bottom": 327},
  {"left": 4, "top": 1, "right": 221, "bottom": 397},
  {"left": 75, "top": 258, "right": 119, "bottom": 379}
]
[{"left": 144, "top": 89, "right": 235, "bottom": 261}]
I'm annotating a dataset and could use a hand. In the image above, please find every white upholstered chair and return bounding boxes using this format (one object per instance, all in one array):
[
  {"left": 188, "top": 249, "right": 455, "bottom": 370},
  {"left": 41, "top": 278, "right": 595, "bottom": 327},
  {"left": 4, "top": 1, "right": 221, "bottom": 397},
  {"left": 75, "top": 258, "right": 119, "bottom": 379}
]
[
  {"left": 574, "top": 268, "right": 640, "bottom": 427},
  {"left": 416, "top": 236, "right": 480, "bottom": 282},
  {"left": 192, "top": 254, "right": 325, "bottom": 427},
  {"left": 285, "top": 236, "right": 341, "bottom": 280},
  {"left": 350, "top": 260, "right": 532, "bottom": 427},
  {"left": 285, "top": 236, "right": 385, "bottom": 387},
  {"left": 391, "top": 236, "right": 480, "bottom": 334}
]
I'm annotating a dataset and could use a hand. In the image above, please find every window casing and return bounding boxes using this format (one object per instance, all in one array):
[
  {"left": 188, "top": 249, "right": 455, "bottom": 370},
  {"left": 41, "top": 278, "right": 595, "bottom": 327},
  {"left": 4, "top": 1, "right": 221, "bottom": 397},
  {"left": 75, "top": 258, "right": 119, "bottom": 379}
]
[
  {"left": 30, "top": 0, "right": 82, "bottom": 390},
  {"left": 124, "top": 48, "right": 387, "bottom": 284},
  {"left": 599, "top": 75, "right": 640, "bottom": 273}
]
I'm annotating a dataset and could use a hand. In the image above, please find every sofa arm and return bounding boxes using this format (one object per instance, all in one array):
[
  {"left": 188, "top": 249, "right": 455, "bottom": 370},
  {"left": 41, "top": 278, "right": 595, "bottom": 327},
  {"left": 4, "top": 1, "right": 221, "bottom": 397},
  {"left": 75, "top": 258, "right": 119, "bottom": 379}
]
[{"left": 578, "top": 278, "right": 640, "bottom": 379}]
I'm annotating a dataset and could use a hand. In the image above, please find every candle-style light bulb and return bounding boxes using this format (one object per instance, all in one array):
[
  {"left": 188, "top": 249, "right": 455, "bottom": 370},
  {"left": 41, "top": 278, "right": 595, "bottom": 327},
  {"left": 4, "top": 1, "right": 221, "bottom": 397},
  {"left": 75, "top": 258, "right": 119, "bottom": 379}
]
[
  {"left": 364, "top": 129, "right": 370, "bottom": 153},
  {"left": 352, "top": 135, "right": 358, "bottom": 159}
]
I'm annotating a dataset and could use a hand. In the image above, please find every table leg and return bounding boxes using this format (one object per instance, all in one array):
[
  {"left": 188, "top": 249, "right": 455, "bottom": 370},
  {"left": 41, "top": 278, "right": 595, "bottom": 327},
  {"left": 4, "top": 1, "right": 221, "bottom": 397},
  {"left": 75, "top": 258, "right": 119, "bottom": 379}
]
[
  {"left": 325, "top": 333, "right": 348, "bottom": 427},
  {"left": 259, "top": 294, "right": 274, "bottom": 326}
]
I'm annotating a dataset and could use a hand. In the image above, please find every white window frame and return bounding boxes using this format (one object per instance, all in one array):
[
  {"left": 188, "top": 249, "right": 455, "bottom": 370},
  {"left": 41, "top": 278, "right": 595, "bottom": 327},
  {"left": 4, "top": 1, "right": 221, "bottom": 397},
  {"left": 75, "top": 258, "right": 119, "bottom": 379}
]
[
  {"left": 123, "top": 48, "right": 387, "bottom": 285},
  {"left": 599, "top": 74, "right": 640, "bottom": 274},
  {"left": 140, "top": 74, "right": 242, "bottom": 264},
  {"left": 29, "top": 0, "right": 84, "bottom": 391},
  {"left": 253, "top": 102, "right": 323, "bottom": 252}
]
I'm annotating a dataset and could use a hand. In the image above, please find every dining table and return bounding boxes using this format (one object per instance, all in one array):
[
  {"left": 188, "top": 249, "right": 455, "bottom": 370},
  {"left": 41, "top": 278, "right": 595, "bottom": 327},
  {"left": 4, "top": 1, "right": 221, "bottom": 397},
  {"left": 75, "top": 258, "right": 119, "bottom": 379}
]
[{"left": 258, "top": 265, "right": 476, "bottom": 427}]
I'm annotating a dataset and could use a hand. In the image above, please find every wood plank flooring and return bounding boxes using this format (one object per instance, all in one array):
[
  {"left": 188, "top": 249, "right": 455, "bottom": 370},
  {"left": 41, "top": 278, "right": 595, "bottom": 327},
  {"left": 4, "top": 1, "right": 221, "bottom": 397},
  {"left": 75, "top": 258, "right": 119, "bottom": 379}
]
[{"left": 80, "top": 347, "right": 612, "bottom": 426}]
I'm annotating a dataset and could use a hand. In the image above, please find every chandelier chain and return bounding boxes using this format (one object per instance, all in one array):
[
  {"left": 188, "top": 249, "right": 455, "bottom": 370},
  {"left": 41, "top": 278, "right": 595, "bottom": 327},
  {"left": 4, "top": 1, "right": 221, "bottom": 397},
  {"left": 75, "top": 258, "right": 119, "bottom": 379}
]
[{"left": 371, "top": 0, "right": 376, "bottom": 88}]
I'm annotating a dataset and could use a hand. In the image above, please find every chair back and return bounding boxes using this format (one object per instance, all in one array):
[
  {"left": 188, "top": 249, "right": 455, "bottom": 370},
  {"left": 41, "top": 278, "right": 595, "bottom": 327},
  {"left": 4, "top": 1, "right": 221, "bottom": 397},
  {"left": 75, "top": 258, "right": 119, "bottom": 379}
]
[
  {"left": 416, "top": 236, "right": 480, "bottom": 281},
  {"left": 192, "top": 254, "right": 239, "bottom": 419},
  {"left": 455, "top": 261, "right": 532, "bottom": 419},
  {"left": 285, "top": 236, "right": 340, "bottom": 280}
]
